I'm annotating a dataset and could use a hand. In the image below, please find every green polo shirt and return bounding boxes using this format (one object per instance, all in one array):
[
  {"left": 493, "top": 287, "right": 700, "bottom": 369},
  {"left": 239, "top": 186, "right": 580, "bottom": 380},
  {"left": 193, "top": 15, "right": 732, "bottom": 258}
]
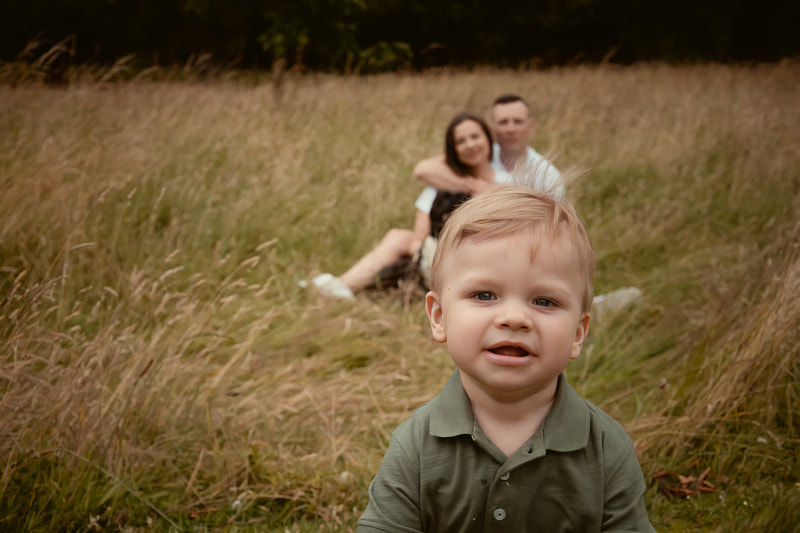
[{"left": 357, "top": 370, "right": 655, "bottom": 533}]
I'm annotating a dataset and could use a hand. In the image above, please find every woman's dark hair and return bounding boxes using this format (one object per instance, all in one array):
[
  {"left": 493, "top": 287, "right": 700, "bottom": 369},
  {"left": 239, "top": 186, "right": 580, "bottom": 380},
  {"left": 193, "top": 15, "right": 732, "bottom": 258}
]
[{"left": 444, "top": 112, "right": 493, "bottom": 176}]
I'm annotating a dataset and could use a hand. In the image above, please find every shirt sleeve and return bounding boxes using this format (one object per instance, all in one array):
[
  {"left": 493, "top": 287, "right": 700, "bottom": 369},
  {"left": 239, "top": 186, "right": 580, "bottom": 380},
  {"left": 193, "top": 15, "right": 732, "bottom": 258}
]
[
  {"left": 357, "top": 436, "right": 424, "bottom": 533},
  {"left": 516, "top": 147, "right": 566, "bottom": 200},
  {"left": 414, "top": 186, "right": 437, "bottom": 215},
  {"left": 601, "top": 441, "right": 656, "bottom": 532},
  {"left": 544, "top": 164, "right": 566, "bottom": 201}
]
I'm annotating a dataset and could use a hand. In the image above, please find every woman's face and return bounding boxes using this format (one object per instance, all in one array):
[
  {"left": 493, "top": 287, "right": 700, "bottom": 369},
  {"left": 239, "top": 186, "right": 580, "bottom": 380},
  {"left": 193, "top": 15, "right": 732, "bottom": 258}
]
[{"left": 452, "top": 120, "right": 491, "bottom": 169}]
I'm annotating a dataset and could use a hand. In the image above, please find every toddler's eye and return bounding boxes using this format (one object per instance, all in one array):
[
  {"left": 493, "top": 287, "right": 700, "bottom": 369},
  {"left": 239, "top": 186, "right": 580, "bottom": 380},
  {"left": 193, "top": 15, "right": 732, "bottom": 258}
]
[
  {"left": 473, "top": 291, "right": 495, "bottom": 301},
  {"left": 533, "top": 298, "right": 553, "bottom": 307}
]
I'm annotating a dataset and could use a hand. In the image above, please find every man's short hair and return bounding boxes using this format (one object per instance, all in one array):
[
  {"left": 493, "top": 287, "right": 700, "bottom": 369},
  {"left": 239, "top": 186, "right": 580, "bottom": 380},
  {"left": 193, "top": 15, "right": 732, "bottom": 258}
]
[
  {"left": 492, "top": 94, "right": 530, "bottom": 109},
  {"left": 429, "top": 185, "right": 595, "bottom": 313}
]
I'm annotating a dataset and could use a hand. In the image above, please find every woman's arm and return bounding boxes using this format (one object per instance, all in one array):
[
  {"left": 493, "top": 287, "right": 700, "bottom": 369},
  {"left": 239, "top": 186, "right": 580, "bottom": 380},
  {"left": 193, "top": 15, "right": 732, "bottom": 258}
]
[{"left": 413, "top": 155, "right": 488, "bottom": 194}]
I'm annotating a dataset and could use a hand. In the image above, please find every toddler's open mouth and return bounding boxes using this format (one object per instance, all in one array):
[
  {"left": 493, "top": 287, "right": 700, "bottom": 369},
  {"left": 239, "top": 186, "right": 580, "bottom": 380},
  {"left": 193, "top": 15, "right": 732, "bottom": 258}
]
[{"left": 489, "top": 346, "right": 530, "bottom": 357}]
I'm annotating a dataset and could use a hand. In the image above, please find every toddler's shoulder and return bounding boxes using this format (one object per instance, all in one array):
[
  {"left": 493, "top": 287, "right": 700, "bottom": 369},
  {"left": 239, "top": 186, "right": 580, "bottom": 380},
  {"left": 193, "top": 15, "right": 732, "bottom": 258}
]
[
  {"left": 583, "top": 398, "right": 631, "bottom": 436},
  {"left": 556, "top": 379, "right": 634, "bottom": 446},
  {"left": 390, "top": 400, "right": 435, "bottom": 446},
  {"left": 579, "top": 396, "right": 639, "bottom": 469}
]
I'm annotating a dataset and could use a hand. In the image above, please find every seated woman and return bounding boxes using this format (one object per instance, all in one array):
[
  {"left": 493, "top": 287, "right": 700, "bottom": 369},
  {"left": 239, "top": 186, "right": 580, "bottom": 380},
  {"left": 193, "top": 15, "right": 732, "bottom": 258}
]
[{"left": 312, "top": 112, "right": 511, "bottom": 299}]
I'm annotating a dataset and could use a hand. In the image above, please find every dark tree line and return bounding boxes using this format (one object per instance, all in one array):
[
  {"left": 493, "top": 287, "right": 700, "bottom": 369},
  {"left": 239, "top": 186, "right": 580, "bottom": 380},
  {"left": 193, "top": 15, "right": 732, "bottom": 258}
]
[{"left": 2, "top": 0, "right": 798, "bottom": 71}]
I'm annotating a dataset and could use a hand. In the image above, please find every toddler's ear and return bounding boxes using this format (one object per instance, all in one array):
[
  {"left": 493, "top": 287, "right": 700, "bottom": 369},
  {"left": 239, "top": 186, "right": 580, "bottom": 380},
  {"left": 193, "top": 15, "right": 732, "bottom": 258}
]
[
  {"left": 425, "top": 291, "right": 447, "bottom": 343},
  {"left": 571, "top": 313, "right": 591, "bottom": 359}
]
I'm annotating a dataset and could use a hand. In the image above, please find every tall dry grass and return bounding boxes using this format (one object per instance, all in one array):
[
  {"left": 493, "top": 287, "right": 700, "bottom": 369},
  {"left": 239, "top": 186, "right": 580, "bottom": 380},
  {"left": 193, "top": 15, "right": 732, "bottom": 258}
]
[{"left": 1, "top": 64, "right": 799, "bottom": 531}]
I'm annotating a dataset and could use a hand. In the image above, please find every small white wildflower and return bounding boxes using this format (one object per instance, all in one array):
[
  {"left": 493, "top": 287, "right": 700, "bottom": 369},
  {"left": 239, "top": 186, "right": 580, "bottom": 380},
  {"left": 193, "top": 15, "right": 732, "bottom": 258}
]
[
  {"left": 757, "top": 436, "right": 768, "bottom": 444},
  {"left": 87, "top": 515, "right": 101, "bottom": 531},
  {"left": 232, "top": 499, "right": 242, "bottom": 511}
]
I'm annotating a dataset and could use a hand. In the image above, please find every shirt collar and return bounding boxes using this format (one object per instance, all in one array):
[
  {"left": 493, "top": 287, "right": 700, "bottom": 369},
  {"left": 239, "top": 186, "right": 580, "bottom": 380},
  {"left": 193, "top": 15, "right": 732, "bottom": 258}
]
[
  {"left": 542, "top": 373, "right": 590, "bottom": 452},
  {"left": 429, "top": 370, "right": 590, "bottom": 452},
  {"left": 429, "top": 370, "right": 475, "bottom": 437}
]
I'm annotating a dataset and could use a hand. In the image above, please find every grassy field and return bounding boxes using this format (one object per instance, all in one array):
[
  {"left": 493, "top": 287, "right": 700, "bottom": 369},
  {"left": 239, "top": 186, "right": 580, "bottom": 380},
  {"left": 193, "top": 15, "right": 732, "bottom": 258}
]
[{"left": 1, "top": 63, "right": 799, "bottom": 532}]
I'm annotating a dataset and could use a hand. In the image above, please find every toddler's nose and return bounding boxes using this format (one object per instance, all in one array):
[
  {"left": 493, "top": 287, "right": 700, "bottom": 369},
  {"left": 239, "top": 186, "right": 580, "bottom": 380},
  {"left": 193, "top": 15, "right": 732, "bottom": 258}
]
[{"left": 494, "top": 304, "right": 533, "bottom": 330}]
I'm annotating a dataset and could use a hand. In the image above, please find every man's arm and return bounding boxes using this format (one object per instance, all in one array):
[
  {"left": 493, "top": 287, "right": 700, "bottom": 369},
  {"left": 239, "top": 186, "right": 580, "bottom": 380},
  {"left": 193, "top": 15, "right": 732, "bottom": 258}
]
[{"left": 413, "top": 155, "right": 488, "bottom": 195}]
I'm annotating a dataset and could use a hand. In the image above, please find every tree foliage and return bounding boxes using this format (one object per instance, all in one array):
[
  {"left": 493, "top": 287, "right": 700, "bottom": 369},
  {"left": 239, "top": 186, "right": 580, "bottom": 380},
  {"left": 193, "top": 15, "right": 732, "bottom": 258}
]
[{"left": 1, "top": 0, "right": 798, "bottom": 70}]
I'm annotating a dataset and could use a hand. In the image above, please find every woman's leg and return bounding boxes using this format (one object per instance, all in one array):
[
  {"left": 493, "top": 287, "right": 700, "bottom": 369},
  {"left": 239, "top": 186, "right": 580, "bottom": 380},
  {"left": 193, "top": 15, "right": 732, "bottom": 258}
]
[{"left": 338, "top": 228, "right": 416, "bottom": 291}]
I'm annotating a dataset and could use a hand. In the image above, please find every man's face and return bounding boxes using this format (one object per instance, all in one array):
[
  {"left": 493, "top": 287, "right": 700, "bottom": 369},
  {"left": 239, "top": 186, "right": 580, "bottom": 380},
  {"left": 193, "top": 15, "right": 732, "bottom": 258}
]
[{"left": 490, "top": 101, "right": 533, "bottom": 153}]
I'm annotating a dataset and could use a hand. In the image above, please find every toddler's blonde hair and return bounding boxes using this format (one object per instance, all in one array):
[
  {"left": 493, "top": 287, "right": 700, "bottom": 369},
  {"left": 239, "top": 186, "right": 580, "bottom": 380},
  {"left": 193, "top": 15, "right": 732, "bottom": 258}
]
[{"left": 429, "top": 185, "right": 595, "bottom": 313}]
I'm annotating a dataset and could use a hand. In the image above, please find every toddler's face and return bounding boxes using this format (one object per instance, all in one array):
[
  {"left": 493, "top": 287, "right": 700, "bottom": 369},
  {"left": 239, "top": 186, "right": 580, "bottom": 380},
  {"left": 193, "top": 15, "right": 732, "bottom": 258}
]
[{"left": 426, "top": 231, "right": 590, "bottom": 401}]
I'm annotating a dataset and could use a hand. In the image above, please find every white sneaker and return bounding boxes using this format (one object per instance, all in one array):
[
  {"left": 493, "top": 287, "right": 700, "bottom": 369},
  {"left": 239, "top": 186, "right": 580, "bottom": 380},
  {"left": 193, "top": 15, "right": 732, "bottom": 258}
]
[{"left": 311, "top": 273, "right": 355, "bottom": 300}]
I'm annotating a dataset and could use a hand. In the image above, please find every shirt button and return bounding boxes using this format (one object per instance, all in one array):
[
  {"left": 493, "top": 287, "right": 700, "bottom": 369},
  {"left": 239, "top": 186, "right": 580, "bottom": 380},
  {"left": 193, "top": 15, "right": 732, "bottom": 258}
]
[
  {"left": 493, "top": 508, "right": 506, "bottom": 521},
  {"left": 500, "top": 472, "right": 510, "bottom": 481}
]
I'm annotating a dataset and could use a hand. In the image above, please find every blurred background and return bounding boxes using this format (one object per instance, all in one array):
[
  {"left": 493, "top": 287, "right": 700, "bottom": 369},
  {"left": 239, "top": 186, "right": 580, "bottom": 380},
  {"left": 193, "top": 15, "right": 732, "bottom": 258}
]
[{"left": 2, "top": 0, "right": 799, "bottom": 76}]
